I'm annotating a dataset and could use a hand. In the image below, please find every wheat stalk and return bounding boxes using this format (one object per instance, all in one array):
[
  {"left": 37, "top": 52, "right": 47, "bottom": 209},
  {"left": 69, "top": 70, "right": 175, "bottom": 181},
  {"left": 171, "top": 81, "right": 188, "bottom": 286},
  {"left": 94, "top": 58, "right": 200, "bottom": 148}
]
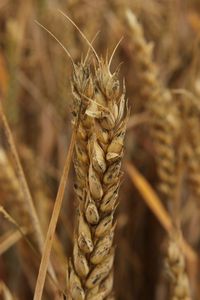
[{"left": 67, "top": 57, "right": 128, "bottom": 299}]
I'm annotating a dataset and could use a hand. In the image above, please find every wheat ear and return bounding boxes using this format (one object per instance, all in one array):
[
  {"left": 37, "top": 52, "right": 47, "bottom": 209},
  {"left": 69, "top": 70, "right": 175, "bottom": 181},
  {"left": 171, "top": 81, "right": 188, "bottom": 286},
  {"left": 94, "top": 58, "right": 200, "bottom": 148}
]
[
  {"left": 165, "top": 233, "right": 191, "bottom": 300},
  {"left": 67, "top": 58, "right": 128, "bottom": 299},
  {"left": 0, "top": 147, "right": 28, "bottom": 226},
  {"left": 125, "top": 10, "right": 191, "bottom": 299},
  {"left": 183, "top": 97, "right": 200, "bottom": 204},
  {"left": 125, "top": 9, "right": 180, "bottom": 203}
]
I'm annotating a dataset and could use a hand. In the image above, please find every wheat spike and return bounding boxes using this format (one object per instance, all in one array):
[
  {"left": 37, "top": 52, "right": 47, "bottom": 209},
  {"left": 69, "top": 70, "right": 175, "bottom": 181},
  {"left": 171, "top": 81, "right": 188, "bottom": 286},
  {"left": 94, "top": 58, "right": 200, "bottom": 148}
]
[
  {"left": 187, "top": 147, "right": 200, "bottom": 204},
  {"left": 183, "top": 97, "right": 200, "bottom": 204},
  {"left": 125, "top": 9, "right": 180, "bottom": 203},
  {"left": 125, "top": 9, "right": 159, "bottom": 106},
  {"left": 68, "top": 57, "right": 128, "bottom": 299},
  {"left": 0, "top": 147, "right": 28, "bottom": 226},
  {"left": 165, "top": 233, "right": 191, "bottom": 300},
  {"left": 125, "top": 9, "right": 192, "bottom": 299}
]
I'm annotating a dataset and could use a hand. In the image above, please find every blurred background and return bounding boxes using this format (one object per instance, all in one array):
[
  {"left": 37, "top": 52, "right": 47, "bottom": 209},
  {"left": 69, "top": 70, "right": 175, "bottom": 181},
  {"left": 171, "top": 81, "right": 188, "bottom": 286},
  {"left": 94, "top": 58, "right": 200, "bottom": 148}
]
[{"left": 0, "top": 0, "right": 200, "bottom": 299}]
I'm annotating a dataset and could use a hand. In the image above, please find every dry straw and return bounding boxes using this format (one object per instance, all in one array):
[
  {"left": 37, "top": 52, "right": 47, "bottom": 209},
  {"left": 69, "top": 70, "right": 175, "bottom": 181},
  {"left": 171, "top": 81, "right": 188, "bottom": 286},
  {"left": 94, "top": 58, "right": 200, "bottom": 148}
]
[
  {"left": 67, "top": 56, "right": 128, "bottom": 299},
  {"left": 0, "top": 105, "right": 60, "bottom": 298},
  {"left": 0, "top": 146, "right": 66, "bottom": 297},
  {"left": 0, "top": 105, "right": 49, "bottom": 253}
]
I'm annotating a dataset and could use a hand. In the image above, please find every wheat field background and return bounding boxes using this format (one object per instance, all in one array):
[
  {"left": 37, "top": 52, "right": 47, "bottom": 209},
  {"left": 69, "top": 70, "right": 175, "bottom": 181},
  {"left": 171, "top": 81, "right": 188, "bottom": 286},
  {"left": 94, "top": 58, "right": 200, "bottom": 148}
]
[{"left": 0, "top": 0, "right": 200, "bottom": 299}]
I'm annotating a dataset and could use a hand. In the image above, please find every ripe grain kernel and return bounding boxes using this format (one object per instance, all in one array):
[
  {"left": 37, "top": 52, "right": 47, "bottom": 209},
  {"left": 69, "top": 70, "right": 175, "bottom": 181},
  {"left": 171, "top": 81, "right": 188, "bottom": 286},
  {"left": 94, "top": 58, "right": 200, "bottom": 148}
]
[{"left": 85, "top": 196, "right": 100, "bottom": 225}]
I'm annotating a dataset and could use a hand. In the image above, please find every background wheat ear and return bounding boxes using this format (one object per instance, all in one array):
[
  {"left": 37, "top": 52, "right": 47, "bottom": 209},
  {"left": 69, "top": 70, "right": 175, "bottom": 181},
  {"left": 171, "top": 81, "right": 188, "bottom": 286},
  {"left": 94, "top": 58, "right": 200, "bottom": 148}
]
[
  {"left": 165, "top": 232, "right": 191, "bottom": 300},
  {"left": 68, "top": 57, "right": 128, "bottom": 299},
  {"left": 125, "top": 9, "right": 192, "bottom": 300},
  {"left": 125, "top": 9, "right": 180, "bottom": 204}
]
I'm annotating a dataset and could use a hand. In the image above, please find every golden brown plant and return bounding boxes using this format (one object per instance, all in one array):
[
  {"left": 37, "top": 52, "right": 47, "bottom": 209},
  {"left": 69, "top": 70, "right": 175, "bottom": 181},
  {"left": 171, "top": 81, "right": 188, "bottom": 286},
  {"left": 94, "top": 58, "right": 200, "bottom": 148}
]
[{"left": 68, "top": 57, "right": 128, "bottom": 299}]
